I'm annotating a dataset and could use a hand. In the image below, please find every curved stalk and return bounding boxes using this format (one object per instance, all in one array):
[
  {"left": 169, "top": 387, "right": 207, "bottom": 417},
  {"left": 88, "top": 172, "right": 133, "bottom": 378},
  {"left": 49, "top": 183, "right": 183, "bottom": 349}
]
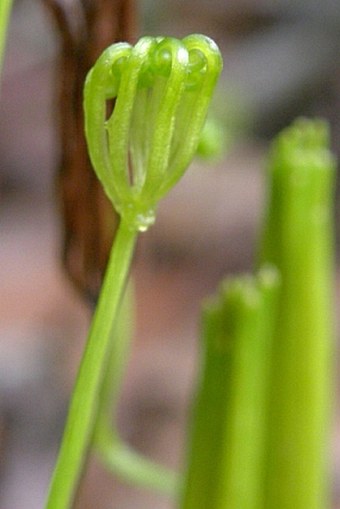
[
  {"left": 95, "top": 428, "right": 178, "bottom": 495},
  {"left": 93, "top": 284, "right": 178, "bottom": 496}
]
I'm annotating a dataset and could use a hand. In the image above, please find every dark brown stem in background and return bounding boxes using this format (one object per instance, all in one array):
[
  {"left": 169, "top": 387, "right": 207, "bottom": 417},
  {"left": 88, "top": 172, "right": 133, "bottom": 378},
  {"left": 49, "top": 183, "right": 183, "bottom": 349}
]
[{"left": 41, "top": 0, "right": 137, "bottom": 303}]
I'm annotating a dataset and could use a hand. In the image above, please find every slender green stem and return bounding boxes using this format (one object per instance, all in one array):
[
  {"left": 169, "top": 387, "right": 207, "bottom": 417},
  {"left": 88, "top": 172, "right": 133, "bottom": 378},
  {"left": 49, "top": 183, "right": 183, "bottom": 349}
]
[
  {"left": 93, "top": 284, "right": 178, "bottom": 496},
  {"left": 94, "top": 283, "right": 134, "bottom": 431},
  {"left": 0, "top": 0, "right": 13, "bottom": 79},
  {"left": 45, "top": 220, "right": 137, "bottom": 509}
]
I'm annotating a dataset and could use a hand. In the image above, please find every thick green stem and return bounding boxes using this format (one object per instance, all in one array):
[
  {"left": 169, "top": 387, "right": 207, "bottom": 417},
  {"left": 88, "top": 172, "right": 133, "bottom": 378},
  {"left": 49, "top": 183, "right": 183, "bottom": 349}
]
[
  {"left": 0, "top": 0, "right": 13, "bottom": 79},
  {"left": 45, "top": 220, "right": 137, "bottom": 509},
  {"left": 179, "top": 297, "right": 233, "bottom": 509},
  {"left": 260, "top": 119, "right": 336, "bottom": 509},
  {"left": 180, "top": 267, "right": 279, "bottom": 509},
  {"left": 216, "top": 269, "right": 279, "bottom": 509}
]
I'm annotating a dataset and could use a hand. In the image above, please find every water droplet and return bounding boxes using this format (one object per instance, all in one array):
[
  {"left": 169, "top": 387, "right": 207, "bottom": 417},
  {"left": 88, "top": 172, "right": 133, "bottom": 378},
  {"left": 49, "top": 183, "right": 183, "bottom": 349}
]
[
  {"left": 122, "top": 207, "right": 156, "bottom": 232},
  {"left": 135, "top": 210, "right": 156, "bottom": 232}
]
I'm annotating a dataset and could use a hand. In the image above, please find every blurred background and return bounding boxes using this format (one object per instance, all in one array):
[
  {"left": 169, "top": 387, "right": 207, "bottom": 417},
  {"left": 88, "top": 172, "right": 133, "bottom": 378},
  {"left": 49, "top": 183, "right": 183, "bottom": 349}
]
[{"left": 0, "top": 0, "right": 340, "bottom": 507}]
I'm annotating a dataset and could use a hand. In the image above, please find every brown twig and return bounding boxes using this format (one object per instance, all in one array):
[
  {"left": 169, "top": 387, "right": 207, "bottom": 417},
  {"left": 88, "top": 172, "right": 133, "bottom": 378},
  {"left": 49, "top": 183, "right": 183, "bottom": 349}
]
[{"left": 41, "top": 0, "right": 136, "bottom": 302}]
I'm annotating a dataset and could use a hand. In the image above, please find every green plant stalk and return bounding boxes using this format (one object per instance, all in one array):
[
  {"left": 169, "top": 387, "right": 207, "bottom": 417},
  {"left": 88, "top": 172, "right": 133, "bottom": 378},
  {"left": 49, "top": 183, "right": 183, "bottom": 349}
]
[
  {"left": 93, "top": 284, "right": 178, "bottom": 495},
  {"left": 179, "top": 299, "right": 233, "bottom": 509},
  {"left": 260, "top": 120, "right": 336, "bottom": 509},
  {"left": 93, "top": 283, "right": 134, "bottom": 441},
  {"left": 0, "top": 0, "right": 13, "bottom": 79},
  {"left": 216, "top": 269, "right": 279, "bottom": 509},
  {"left": 95, "top": 430, "right": 178, "bottom": 495},
  {"left": 45, "top": 219, "right": 137, "bottom": 509},
  {"left": 180, "top": 267, "right": 279, "bottom": 509}
]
